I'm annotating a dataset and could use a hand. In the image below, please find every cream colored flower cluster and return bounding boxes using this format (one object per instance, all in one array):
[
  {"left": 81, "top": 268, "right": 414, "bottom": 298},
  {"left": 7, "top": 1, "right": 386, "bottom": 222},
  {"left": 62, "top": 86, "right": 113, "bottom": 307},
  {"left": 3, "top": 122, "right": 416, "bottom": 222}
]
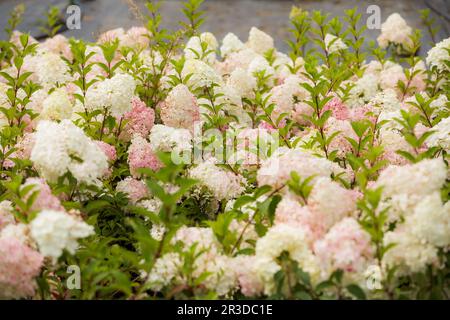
[{"left": 30, "top": 120, "right": 108, "bottom": 184}]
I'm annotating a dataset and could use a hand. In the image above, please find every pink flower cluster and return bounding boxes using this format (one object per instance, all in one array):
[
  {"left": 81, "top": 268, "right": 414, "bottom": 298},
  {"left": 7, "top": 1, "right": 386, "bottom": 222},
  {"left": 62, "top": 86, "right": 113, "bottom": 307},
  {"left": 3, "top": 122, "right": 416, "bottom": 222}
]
[
  {"left": 0, "top": 237, "right": 43, "bottom": 299},
  {"left": 160, "top": 84, "right": 200, "bottom": 131},
  {"left": 116, "top": 177, "right": 149, "bottom": 204},
  {"left": 128, "top": 135, "right": 162, "bottom": 177},
  {"left": 121, "top": 98, "right": 155, "bottom": 141},
  {"left": 22, "top": 178, "right": 63, "bottom": 212},
  {"left": 314, "top": 217, "right": 373, "bottom": 274},
  {"left": 95, "top": 141, "right": 117, "bottom": 162}
]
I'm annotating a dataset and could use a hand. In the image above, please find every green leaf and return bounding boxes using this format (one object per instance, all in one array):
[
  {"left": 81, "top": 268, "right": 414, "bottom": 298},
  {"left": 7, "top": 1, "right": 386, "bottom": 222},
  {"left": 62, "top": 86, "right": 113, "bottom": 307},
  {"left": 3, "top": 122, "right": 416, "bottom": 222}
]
[{"left": 346, "top": 284, "right": 366, "bottom": 300}]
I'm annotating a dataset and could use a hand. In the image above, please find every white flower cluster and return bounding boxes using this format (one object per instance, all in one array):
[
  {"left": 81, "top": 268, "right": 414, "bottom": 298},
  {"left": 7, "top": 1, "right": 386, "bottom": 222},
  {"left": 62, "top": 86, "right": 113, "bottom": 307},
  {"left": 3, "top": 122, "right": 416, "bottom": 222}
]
[
  {"left": 426, "top": 117, "right": 450, "bottom": 151},
  {"left": 220, "top": 33, "right": 245, "bottom": 58},
  {"left": 226, "top": 67, "right": 256, "bottom": 98},
  {"left": 377, "top": 13, "right": 412, "bottom": 50},
  {"left": 0, "top": 223, "right": 31, "bottom": 246},
  {"left": 181, "top": 58, "right": 223, "bottom": 89},
  {"left": 85, "top": 73, "right": 136, "bottom": 117},
  {"left": 40, "top": 87, "right": 73, "bottom": 121},
  {"left": 324, "top": 33, "right": 347, "bottom": 53},
  {"left": 189, "top": 158, "right": 246, "bottom": 200},
  {"left": 184, "top": 32, "right": 218, "bottom": 64},
  {"left": 426, "top": 37, "right": 450, "bottom": 72},
  {"left": 369, "top": 89, "right": 402, "bottom": 113},
  {"left": 27, "top": 50, "right": 73, "bottom": 89},
  {"left": 247, "top": 27, "right": 274, "bottom": 55},
  {"left": 254, "top": 224, "right": 319, "bottom": 295},
  {"left": 375, "top": 159, "right": 449, "bottom": 274},
  {"left": 308, "top": 177, "right": 357, "bottom": 229},
  {"left": 30, "top": 210, "right": 94, "bottom": 261},
  {"left": 149, "top": 124, "right": 193, "bottom": 154},
  {"left": 257, "top": 149, "right": 335, "bottom": 190},
  {"left": 30, "top": 120, "right": 108, "bottom": 184},
  {"left": 408, "top": 193, "right": 450, "bottom": 247},
  {"left": 146, "top": 252, "right": 182, "bottom": 291},
  {"left": 347, "top": 74, "right": 379, "bottom": 108},
  {"left": 375, "top": 158, "right": 447, "bottom": 200},
  {"left": 148, "top": 227, "right": 236, "bottom": 296}
]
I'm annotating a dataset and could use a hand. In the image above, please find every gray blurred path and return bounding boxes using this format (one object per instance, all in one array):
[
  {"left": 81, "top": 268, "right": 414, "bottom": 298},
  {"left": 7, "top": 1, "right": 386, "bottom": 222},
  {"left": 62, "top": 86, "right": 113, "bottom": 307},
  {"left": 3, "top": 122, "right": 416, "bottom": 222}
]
[{"left": 0, "top": 0, "right": 449, "bottom": 55}]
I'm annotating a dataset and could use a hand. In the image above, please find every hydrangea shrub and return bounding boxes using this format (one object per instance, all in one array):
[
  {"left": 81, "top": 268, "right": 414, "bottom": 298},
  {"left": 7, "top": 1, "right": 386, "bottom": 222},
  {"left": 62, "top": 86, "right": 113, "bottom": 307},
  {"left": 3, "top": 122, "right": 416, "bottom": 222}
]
[{"left": 0, "top": 1, "right": 449, "bottom": 300}]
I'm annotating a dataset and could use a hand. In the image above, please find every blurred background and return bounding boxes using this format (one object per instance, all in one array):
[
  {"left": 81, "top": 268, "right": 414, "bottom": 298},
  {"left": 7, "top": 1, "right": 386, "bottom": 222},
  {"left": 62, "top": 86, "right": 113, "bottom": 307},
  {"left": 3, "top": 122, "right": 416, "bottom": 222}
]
[{"left": 0, "top": 0, "right": 449, "bottom": 54}]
